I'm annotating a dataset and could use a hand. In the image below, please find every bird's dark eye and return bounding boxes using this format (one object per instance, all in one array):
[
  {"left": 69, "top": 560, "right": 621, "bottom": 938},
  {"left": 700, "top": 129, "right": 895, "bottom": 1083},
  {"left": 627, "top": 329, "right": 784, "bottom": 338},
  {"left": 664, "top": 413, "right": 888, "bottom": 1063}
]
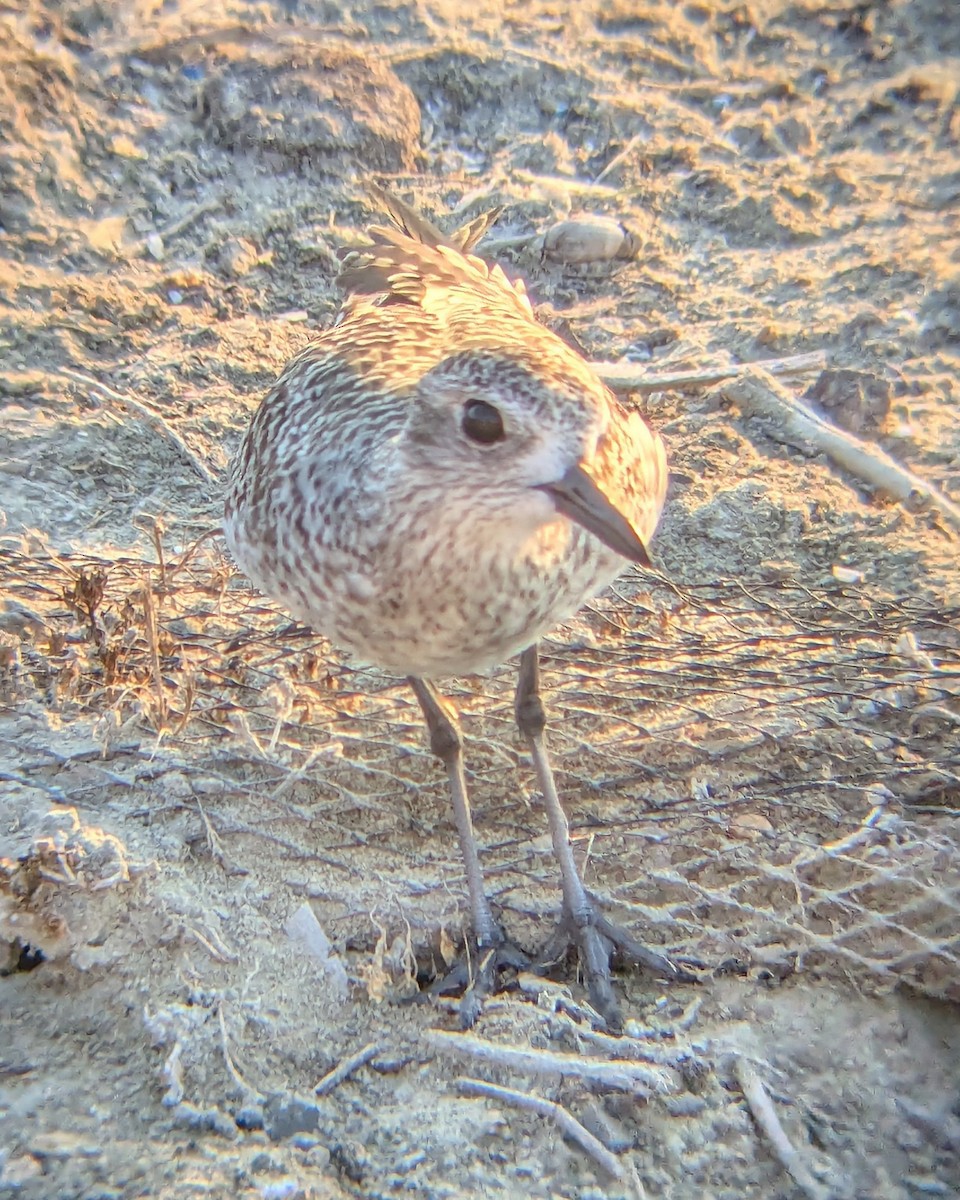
[{"left": 462, "top": 400, "right": 505, "bottom": 445}]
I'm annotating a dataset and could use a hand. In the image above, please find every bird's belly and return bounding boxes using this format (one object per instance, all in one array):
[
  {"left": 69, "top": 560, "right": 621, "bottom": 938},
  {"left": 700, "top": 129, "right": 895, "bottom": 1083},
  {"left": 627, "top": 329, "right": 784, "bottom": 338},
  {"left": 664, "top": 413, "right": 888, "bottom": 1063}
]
[
  {"left": 344, "top": 551, "right": 621, "bottom": 677},
  {"left": 229, "top": 519, "right": 622, "bottom": 679}
]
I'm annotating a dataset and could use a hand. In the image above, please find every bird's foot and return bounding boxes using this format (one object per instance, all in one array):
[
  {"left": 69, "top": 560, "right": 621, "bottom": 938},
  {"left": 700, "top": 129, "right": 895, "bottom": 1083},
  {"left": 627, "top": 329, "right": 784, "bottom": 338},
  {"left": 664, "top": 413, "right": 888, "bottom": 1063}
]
[
  {"left": 430, "top": 935, "right": 530, "bottom": 1028},
  {"left": 538, "top": 895, "right": 693, "bottom": 1033}
]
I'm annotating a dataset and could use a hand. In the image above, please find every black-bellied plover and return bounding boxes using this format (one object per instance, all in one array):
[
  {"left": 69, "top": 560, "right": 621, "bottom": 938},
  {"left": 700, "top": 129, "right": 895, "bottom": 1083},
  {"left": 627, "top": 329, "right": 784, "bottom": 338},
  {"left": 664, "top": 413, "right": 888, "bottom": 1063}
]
[{"left": 224, "top": 185, "right": 678, "bottom": 1028}]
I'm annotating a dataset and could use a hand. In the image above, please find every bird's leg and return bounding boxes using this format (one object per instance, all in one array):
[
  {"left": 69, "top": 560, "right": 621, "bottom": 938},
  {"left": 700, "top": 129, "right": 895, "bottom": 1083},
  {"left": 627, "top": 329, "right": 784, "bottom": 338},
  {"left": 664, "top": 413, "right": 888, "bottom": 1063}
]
[
  {"left": 409, "top": 677, "right": 525, "bottom": 1024},
  {"left": 409, "top": 677, "right": 499, "bottom": 946},
  {"left": 514, "top": 644, "right": 682, "bottom": 1031}
]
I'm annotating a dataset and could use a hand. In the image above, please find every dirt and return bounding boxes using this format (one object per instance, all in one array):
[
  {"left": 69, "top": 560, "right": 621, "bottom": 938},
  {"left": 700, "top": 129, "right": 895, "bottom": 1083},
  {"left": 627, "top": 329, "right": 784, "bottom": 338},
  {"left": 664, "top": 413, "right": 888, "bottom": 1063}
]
[{"left": 1, "top": 1, "right": 959, "bottom": 1198}]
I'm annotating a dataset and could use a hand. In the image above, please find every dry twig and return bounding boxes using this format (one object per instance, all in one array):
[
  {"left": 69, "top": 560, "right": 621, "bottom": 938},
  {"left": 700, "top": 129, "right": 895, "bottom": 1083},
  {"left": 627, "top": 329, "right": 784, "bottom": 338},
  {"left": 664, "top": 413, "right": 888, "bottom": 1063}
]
[
  {"left": 427, "top": 1029, "right": 676, "bottom": 1095},
  {"left": 194, "top": 795, "right": 247, "bottom": 875},
  {"left": 594, "top": 351, "right": 827, "bottom": 393},
  {"left": 314, "top": 1042, "right": 380, "bottom": 1095},
  {"left": 0, "top": 770, "right": 67, "bottom": 803},
  {"left": 457, "top": 1077, "right": 625, "bottom": 1182},
  {"left": 58, "top": 369, "right": 217, "bottom": 485},
  {"left": 565, "top": 1021, "right": 694, "bottom": 1068},
  {"left": 142, "top": 198, "right": 221, "bottom": 251},
  {"left": 724, "top": 367, "right": 960, "bottom": 531},
  {"left": 734, "top": 1057, "right": 830, "bottom": 1200},
  {"left": 185, "top": 923, "right": 236, "bottom": 964},
  {"left": 217, "top": 1003, "right": 263, "bottom": 1102},
  {"left": 140, "top": 578, "right": 167, "bottom": 726}
]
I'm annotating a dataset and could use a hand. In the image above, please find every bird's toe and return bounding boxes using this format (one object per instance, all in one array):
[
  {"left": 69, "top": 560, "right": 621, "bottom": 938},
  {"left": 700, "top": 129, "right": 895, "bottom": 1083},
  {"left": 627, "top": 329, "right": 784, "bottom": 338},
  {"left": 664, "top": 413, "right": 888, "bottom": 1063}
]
[
  {"left": 538, "top": 896, "right": 694, "bottom": 1033},
  {"left": 430, "top": 934, "right": 530, "bottom": 1028}
]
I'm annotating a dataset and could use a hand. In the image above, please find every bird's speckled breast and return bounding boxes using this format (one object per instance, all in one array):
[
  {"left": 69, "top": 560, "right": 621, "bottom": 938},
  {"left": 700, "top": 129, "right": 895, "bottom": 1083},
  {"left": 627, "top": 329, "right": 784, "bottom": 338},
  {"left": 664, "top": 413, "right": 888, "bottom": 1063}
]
[
  {"left": 322, "top": 522, "right": 626, "bottom": 679},
  {"left": 227, "top": 462, "right": 626, "bottom": 678}
]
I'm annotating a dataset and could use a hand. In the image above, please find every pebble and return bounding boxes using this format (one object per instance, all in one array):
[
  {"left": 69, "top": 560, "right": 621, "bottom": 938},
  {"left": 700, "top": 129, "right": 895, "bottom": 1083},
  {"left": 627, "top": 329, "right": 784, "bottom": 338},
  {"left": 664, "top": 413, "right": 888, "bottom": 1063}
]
[
  {"left": 663, "top": 1094, "right": 707, "bottom": 1117},
  {"left": 904, "top": 1179, "right": 952, "bottom": 1197},
  {"left": 263, "top": 1093, "right": 323, "bottom": 1140},
  {"left": 542, "top": 215, "right": 643, "bottom": 264},
  {"left": 235, "top": 1104, "right": 266, "bottom": 1131},
  {"left": 301, "top": 1145, "right": 331, "bottom": 1170},
  {"left": 259, "top": 1180, "right": 304, "bottom": 1200}
]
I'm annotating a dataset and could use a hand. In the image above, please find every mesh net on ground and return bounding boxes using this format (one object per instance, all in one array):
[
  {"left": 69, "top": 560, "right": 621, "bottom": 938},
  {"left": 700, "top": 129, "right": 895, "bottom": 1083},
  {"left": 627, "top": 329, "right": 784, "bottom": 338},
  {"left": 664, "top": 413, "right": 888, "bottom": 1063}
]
[{"left": 2, "top": 532, "right": 957, "bottom": 1003}]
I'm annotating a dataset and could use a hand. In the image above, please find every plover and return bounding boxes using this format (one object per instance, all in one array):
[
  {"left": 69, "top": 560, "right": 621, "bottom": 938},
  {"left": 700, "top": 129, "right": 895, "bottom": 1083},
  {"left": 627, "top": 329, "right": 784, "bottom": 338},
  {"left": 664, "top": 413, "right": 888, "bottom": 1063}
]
[{"left": 225, "top": 185, "right": 677, "bottom": 1027}]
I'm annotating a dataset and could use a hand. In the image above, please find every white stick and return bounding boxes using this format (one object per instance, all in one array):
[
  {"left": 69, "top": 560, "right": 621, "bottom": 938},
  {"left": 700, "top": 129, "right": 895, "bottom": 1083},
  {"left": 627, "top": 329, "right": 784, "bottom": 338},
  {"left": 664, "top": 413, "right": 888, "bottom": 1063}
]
[
  {"left": 427, "top": 1029, "right": 676, "bottom": 1095},
  {"left": 734, "top": 1057, "right": 830, "bottom": 1200},
  {"left": 457, "top": 1077, "right": 624, "bottom": 1180},
  {"left": 725, "top": 367, "right": 960, "bottom": 531},
  {"left": 594, "top": 351, "right": 827, "bottom": 393}
]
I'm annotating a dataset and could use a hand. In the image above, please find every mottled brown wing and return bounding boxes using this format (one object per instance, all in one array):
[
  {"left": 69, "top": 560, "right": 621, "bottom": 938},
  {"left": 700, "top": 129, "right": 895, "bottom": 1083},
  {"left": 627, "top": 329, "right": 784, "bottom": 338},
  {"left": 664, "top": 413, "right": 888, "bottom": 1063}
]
[
  {"left": 364, "top": 182, "right": 502, "bottom": 253},
  {"left": 337, "top": 187, "right": 529, "bottom": 319},
  {"left": 449, "top": 206, "right": 503, "bottom": 252},
  {"left": 337, "top": 235, "right": 446, "bottom": 303},
  {"left": 365, "top": 182, "right": 451, "bottom": 249}
]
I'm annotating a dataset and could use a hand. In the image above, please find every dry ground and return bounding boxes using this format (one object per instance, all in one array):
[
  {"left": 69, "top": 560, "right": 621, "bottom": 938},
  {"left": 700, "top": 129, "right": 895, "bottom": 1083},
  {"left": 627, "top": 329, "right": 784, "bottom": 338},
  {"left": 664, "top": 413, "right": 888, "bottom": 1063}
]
[{"left": 1, "top": 1, "right": 959, "bottom": 1198}]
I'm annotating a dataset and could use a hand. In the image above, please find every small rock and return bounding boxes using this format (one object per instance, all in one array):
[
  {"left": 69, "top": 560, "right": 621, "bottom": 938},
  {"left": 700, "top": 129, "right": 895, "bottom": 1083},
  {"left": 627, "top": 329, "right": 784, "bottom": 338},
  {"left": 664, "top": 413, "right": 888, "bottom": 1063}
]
[
  {"left": 250, "top": 1151, "right": 284, "bottom": 1173},
  {"left": 263, "top": 1093, "right": 322, "bottom": 1141},
  {"left": 302, "top": 1145, "right": 331, "bottom": 1170},
  {"left": 172, "top": 1103, "right": 237, "bottom": 1138},
  {"left": 831, "top": 564, "right": 864, "bottom": 584},
  {"left": 663, "top": 1094, "right": 707, "bottom": 1117},
  {"left": 30, "top": 1131, "right": 102, "bottom": 1159},
  {"left": 904, "top": 1178, "right": 952, "bottom": 1197},
  {"left": 259, "top": 1179, "right": 304, "bottom": 1200},
  {"left": 728, "top": 811, "right": 775, "bottom": 840},
  {"left": 542, "top": 215, "right": 643, "bottom": 264},
  {"left": 805, "top": 368, "right": 894, "bottom": 433},
  {"left": 289, "top": 1134, "right": 320, "bottom": 1152},
  {"left": 235, "top": 1104, "right": 265, "bottom": 1131}
]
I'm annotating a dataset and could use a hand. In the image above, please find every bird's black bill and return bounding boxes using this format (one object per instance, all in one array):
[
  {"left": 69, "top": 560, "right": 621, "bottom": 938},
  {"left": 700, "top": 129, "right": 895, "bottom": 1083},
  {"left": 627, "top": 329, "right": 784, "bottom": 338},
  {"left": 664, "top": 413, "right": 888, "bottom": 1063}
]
[{"left": 537, "top": 464, "right": 651, "bottom": 566}]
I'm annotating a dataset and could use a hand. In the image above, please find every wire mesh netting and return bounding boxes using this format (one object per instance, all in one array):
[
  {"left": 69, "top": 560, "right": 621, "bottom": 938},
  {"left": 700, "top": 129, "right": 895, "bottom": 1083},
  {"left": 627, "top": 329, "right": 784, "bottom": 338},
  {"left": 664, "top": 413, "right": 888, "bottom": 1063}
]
[{"left": 2, "top": 529, "right": 958, "bottom": 1002}]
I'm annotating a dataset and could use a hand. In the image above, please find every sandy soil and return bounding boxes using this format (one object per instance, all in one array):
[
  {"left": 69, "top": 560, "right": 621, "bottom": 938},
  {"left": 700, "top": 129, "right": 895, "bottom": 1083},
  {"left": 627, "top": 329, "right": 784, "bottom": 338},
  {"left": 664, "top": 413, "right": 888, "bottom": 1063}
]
[{"left": 1, "top": 1, "right": 959, "bottom": 1197}]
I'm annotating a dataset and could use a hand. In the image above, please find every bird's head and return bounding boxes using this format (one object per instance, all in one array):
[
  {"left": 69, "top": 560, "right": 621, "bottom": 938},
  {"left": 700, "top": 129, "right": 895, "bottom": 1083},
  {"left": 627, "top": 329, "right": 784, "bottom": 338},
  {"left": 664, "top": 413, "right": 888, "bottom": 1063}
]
[{"left": 397, "top": 347, "right": 657, "bottom": 565}]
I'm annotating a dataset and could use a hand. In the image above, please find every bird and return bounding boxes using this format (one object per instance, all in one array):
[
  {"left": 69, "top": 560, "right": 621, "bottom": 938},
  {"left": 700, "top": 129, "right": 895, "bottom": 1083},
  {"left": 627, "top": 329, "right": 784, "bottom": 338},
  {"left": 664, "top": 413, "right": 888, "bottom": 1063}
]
[{"left": 224, "top": 183, "right": 679, "bottom": 1029}]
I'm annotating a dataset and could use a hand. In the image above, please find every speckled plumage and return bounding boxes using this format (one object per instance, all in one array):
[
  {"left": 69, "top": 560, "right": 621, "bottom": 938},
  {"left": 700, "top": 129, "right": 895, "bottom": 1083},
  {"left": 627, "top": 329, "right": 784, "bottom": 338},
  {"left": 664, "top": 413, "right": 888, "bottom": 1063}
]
[
  {"left": 225, "top": 191, "right": 668, "bottom": 679},
  {"left": 224, "top": 188, "right": 676, "bottom": 1027}
]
